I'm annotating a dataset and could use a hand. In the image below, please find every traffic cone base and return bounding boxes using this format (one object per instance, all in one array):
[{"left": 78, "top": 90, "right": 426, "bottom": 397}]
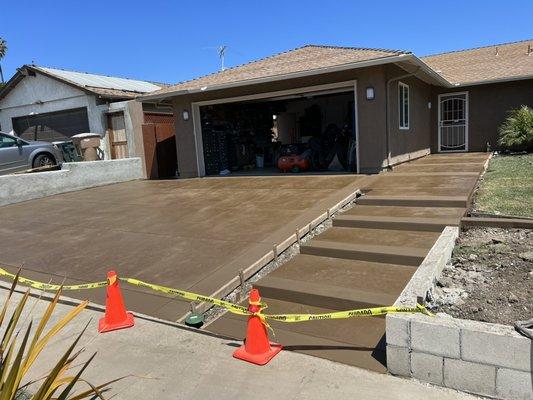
[
  {"left": 98, "top": 311, "right": 134, "bottom": 333},
  {"left": 233, "top": 342, "right": 282, "bottom": 365}
]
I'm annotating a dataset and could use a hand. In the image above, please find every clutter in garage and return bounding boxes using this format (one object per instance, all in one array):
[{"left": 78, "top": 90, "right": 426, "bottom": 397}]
[{"left": 200, "top": 91, "right": 357, "bottom": 175}]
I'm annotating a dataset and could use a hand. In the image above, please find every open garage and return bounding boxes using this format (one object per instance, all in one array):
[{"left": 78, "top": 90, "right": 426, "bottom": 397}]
[{"left": 196, "top": 84, "right": 358, "bottom": 176}]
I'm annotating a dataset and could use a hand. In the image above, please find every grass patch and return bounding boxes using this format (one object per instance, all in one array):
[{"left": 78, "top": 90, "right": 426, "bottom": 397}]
[{"left": 475, "top": 154, "right": 533, "bottom": 217}]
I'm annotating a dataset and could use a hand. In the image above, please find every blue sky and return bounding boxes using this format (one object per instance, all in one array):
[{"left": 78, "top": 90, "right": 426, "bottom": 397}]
[{"left": 2, "top": 0, "right": 532, "bottom": 85}]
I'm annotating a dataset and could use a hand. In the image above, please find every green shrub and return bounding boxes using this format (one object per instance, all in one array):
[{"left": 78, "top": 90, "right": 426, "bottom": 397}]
[{"left": 498, "top": 105, "right": 533, "bottom": 152}]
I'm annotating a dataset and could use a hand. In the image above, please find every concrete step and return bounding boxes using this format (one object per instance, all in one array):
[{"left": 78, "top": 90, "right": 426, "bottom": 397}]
[
  {"left": 206, "top": 297, "right": 388, "bottom": 373},
  {"left": 260, "top": 254, "right": 416, "bottom": 296},
  {"left": 301, "top": 240, "right": 427, "bottom": 266},
  {"left": 357, "top": 195, "right": 469, "bottom": 208},
  {"left": 255, "top": 276, "right": 399, "bottom": 310},
  {"left": 343, "top": 205, "right": 466, "bottom": 219},
  {"left": 333, "top": 214, "right": 456, "bottom": 231},
  {"left": 393, "top": 163, "right": 484, "bottom": 173}
]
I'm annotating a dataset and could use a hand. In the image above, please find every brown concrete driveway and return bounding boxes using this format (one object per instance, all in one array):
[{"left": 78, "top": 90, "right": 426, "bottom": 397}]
[{"left": 0, "top": 175, "right": 364, "bottom": 320}]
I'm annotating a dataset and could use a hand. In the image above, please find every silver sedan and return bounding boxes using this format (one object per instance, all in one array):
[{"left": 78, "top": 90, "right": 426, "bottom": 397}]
[{"left": 0, "top": 131, "right": 64, "bottom": 175}]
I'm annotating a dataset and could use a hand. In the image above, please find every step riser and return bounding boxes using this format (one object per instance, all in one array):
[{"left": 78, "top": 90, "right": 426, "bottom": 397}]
[
  {"left": 333, "top": 218, "right": 449, "bottom": 232},
  {"left": 253, "top": 283, "right": 387, "bottom": 312},
  {"left": 358, "top": 198, "right": 467, "bottom": 208},
  {"left": 300, "top": 245, "right": 423, "bottom": 266}
]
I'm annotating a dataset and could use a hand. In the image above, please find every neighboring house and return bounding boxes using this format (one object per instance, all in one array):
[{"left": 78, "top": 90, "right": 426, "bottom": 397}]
[
  {"left": 139, "top": 39, "right": 533, "bottom": 177},
  {"left": 0, "top": 65, "right": 176, "bottom": 177}
]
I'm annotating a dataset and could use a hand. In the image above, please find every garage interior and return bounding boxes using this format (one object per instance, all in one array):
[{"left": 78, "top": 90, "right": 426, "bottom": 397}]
[{"left": 199, "top": 89, "right": 357, "bottom": 176}]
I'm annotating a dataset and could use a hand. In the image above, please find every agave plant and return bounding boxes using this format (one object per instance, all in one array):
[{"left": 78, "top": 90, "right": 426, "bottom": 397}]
[
  {"left": 498, "top": 105, "right": 533, "bottom": 152},
  {"left": 0, "top": 272, "right": 121, "bottom": 399}
]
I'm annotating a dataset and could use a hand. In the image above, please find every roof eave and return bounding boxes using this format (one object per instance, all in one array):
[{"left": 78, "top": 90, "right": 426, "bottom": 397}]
[
  {"left": 452, "top": 74, "right": 533, "bottom": 87},
  {"left": 137, "top": 53, "right": 419, "bottom": 102}
]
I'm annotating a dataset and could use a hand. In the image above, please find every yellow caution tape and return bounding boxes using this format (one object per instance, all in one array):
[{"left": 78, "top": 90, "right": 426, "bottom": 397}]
[
  {"left": 0, "top": 267, "right": 107, "bottom": 291},
  {"left": 265, "top": 304, "right": 433, "bottom": 322},
  {"left": 116, "top": 278, "right": 434, "bottom": 321},
  {"left": 120, "top": 277, "right": 250, "bottom": 316},
  {"left": 0, "top": 267, "right": 433, "bottom": 321}
]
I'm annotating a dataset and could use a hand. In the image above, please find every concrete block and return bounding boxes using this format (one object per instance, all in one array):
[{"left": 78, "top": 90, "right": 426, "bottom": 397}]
[
  {"left": 411, "top": 352, "right": 443, "bottom": 385},
  {"left": 444, "top": 358, "right": 496, "bottom": 397},
  {"left": 497, "top": 368, "right": 533, "bottom": 400},
  {"left": 411, "top": 318, "right": 460, "bottom": 358},
  {"left": 386, "top": 345, "right": 410, "bottom": 377},
  {"left": 386, "top": 314, "right": 410, "bottom": 347},
  {"left": 461, "top": 327, "right": 531, "bottom": 372}
]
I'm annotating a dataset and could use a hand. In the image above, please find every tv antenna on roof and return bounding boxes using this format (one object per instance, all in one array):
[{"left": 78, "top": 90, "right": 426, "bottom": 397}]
[{"left": 218, "top": 45, "right": 228, "bottom": 71}]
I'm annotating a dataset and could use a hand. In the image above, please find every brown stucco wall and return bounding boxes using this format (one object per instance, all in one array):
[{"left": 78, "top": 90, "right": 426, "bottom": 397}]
[
  {"left": 169, "top": 64, "right": 434, "bottom": 177},
  {"left": 172, "top": 97, "right": 199, "bottom": 178},
  {"left": 431, "top": 79, "right": 533, "bottom": 152},
  {"left": 385, "top": 65, "right": 432, "bottom": 167}
]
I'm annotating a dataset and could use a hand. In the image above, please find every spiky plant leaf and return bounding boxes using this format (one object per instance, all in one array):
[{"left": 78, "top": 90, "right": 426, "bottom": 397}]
[
  {"left": 0, "top": 321, "right": 32, "bottom": 400},
  {"left": 498, "top": 105, "right": 533, "bottom": 152}
]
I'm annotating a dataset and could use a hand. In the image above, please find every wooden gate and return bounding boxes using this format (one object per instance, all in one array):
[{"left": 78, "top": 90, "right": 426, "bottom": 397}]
[
  {"left": 142, "top": 123, "right": 177, "bottom": 179},
  {"left": 107, "top": 112, "right": 129, "bottom": 159}
]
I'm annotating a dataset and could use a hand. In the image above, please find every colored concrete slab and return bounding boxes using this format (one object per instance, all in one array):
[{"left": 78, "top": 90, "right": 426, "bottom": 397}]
[
  {"left": 255, "top": 255, "right": 415, "bottom": 309},
  {"left": 207, "top": 297, "right": 388, "bottom": 373},
  {"left": 0, "top": 175, "right": 365, "bottom": 321},
  {"left": 211, "top": 153, "right": 489, "bottom": 372},
  {"left": 312, "top": 227, "right": 442, "bottom": 249}
]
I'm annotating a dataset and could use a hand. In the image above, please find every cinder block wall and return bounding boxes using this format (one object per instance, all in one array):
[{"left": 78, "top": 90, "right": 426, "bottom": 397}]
[
  {"left": 387, "top": 313, "right": 532, "bottom": 399},
  {"left": 387, "top": 225, "right": 532, "bottom": 400}
]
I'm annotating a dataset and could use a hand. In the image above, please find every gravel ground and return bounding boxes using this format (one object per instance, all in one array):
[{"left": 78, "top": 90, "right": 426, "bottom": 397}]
[
  {"left": 429, "top": 227, "right": 533, "bottom": 325},
  {"left": 202, "top": 198, "right": 357, "bottom": 325}
]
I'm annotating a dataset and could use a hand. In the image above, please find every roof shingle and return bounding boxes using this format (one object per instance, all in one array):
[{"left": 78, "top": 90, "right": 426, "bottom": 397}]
[
  {"left": 149, "top": 45, "right": 409, "bottom": 96},
  {"left": 422, "top": 39, "right": 533, "bottom": 85}
]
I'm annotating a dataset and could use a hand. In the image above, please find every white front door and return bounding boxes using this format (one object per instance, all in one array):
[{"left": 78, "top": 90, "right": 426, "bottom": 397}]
[{"left": 438, "top": 92, "right": 468, "bottom": 152}]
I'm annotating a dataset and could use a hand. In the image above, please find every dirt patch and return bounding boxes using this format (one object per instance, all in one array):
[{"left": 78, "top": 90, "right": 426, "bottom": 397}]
[{"left": 430, "top": 227, "right": 533, "bottom": 325}]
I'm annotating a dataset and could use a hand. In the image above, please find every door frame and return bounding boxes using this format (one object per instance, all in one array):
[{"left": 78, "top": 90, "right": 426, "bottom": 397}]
[
  {"left": 437, "top": 91, "right": 469, "bottom": 152},
  {"left": 191, "top": 80, "right": 360, "bottom": 176}
]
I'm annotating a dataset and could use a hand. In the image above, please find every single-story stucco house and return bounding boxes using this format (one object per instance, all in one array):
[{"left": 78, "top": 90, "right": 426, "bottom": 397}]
[
  {"left": 0, "top": 65, "right": 175, "bottom": 177},
  {"left": 139, "top": 39, "right": 533, "bottom": 177}
]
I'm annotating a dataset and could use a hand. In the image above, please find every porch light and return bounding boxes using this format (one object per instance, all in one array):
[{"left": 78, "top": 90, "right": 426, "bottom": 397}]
[
  {"left": 182, "top": 110, "right": 190, "bottom": 121},
  {"left": 366, "top": 87, "right": 375, "bottom": 100}
]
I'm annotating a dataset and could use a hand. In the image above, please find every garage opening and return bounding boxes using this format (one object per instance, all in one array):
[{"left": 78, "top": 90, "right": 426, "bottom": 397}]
[
  {"left": 198, "top": 87, "right": 358, "bottom": 176},
  {"left": 12, "top": 107, "right": 90, "bottom": 142}
]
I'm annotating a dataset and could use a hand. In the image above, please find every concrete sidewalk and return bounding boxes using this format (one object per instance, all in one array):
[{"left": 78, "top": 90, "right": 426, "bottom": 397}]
[{"left": 1, "top": 286, "right": 477, "bottom": 400}]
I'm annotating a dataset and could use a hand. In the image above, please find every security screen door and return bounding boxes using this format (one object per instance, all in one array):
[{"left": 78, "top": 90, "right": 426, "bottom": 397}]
[{"left": 439, "top": 93, "right": 468, "bottom": 152}]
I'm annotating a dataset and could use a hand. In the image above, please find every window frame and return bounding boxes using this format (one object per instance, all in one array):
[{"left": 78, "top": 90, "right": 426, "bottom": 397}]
[{"left": 398, "top": 82, "right": 410, "bottom": 130}]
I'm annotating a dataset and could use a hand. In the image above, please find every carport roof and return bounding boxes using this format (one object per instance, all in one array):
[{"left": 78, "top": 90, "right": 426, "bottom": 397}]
[{"left": 139, "top": 45, "right": 449, "bottom": 101}]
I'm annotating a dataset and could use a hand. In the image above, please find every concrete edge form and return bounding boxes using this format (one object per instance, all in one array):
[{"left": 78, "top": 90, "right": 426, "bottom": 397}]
[
  {"left": 0, "top": 158, "right": 144, "bottom": 206},
  {"left": 461, "top": 216, "right": 533, "bottom": 229},
  {"left": 386, "top": 225, "right": 533, "bottom": 400}
]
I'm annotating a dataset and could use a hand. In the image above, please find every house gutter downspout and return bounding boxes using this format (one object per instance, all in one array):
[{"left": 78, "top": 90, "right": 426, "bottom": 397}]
[{"left": 385, "top": 67, "right": 420, "bottom": 168}]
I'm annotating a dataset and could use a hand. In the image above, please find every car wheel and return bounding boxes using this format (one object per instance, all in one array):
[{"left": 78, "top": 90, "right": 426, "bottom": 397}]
[
  {"left": 33, "top": 153, "right": 56, "bottom": 168},
  {"left": 291, "top": 165, "right": 301, "bottom": 173}
]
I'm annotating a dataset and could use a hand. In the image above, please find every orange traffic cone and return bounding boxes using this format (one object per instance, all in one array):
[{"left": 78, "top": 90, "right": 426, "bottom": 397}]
[
  {"left": 98, "top": 271, "right": 134, "bottom": 333},
  {"left": 233, "top": 289, "right": 282, "bottom": 365}
]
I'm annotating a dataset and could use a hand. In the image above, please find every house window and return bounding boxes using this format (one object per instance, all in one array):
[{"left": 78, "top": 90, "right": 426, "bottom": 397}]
[{"left": 399, "top": 82, "right": 410, "bottom": 130}]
